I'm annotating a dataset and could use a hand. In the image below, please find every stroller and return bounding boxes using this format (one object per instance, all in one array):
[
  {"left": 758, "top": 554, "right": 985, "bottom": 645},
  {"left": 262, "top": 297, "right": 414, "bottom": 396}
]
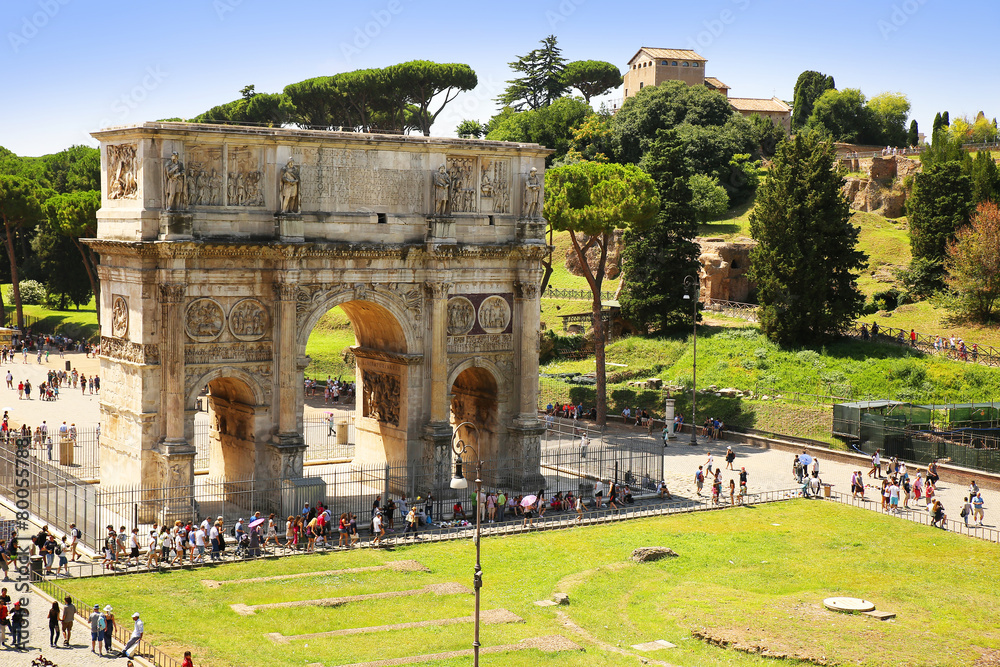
[{"left": 234, "top": 532, "right": 252, "bottom": 558}]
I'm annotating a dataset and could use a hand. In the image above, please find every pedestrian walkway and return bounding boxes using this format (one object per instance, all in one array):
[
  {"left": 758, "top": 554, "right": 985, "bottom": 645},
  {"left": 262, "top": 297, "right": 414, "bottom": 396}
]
[{"left": 6, "top": 588, "right": 130, "bottom": 666}]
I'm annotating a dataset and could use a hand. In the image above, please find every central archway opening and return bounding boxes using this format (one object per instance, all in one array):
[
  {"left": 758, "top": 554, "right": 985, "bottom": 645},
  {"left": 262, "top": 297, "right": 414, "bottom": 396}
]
[
  {"left": 206, "top": 376, "right": 257, "bottom": 479},
  {"left": 303, "top": 300, "right": 410, "bottom": 464},
  {"left": 451, "top": 367, "right": 499, "bottom": 463}
]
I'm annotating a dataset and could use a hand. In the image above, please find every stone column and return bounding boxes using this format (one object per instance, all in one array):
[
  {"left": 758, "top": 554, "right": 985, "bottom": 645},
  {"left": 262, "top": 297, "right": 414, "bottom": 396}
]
[
  {"left": 422, "top": 281, "right": 453, "bottom": 498},
  {"left": 513, "top": 280, "right": 542, "bottom": 421},
  {"left": 509, "top": 279, "right": 546, "bottom": 491},
  {"left": 157, "top": 283, "right": 195, "bottom": 523},
  {"left": 159, "top": 283, "right": 187, "bottom": 444},
  {"left": 269, "top": 281, "right": 306, "bottom": 483}
]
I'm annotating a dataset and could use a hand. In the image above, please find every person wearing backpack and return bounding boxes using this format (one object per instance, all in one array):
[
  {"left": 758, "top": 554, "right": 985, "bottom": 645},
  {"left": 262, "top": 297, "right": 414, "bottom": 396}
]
[{"left": 695, "top": 466, "right": 705, "bottom": 496}]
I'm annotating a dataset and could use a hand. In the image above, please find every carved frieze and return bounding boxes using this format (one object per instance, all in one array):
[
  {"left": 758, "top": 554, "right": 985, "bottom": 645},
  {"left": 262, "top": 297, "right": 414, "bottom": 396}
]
[
  {"left": 447, "top": 333, "right": 513, "bottom": 354},
  {"left": 101, "top": 336, "right": 159, "bottom": 365},
  {"left": 362, "top": 370, "right": 400, "bottom": 426},
  {"left": 478, "top": 295, "right": 511, "bottom": 334},
  {"left": 481, "top": 158, "right": 510, "bottom": 214},
  {"left": 447, "top": 156, "right": 477, "bottom": 213},
  {"left": 185, "top": 298, "right": 225, "bottom": 342},
  {"left": 294, "top": 283, "right": 351, "bottom": 329},
  {"left": 227, "top": 146, "right": 265, "bottom": 207},
  {"left": 110, "top": 295, "right": 129, "bottom": 339},
  {"left": 228, "top": 298, "right": 270, "bottom": 341},
  {"left": 185, "top": 145, "right": 223, "bottom": 206},
  {"left": 107, "top": 143, "right": 138, "bottom": 200},
  {"left": 447, "top": 297, "right": 475, "bottom": 336},
  {"left": 183, "top": 342, "right": 274, "bottom": 365}
]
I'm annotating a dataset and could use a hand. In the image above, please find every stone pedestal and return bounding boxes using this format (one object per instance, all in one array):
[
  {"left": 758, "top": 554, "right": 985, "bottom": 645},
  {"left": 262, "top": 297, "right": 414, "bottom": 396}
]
[
  {"left": 269, "top": 434, "right": 306, "bottom": 480},
  {"left": 281, "top": 477, "right": 326, "bottom": 518},
  {"left": 664, "top": 398, "right": 676, "bottom": 439},
  {"left": 506, "top": 417, "right": 547, "bottom": 492},
  {"left": 274, "top": 213, "right": 304, "bottom": 242},
  {"left": 426, "top": 216, "right": 456, "bottom": 243},
  {"left": 158, "top": 212, "right": 193, "bottom": 240},
  {"left": 156, "top": 440, "right": 197, "bottom": 525},
  {"left": 516, "top": 218, "right": 547, "bottom": 242}
]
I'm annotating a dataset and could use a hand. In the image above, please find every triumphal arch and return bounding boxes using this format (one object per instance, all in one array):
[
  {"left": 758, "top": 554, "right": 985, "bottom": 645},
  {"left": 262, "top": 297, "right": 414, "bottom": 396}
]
[{"left": 89, "top": 122, "right": 549, "bottom": 506}]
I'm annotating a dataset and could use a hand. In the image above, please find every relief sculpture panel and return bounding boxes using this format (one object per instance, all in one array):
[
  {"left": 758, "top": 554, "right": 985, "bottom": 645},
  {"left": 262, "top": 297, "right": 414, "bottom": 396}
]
[
  {"left": 185, "top": 298, "right": 225, "bottom": 342},
  {"left": 111, "top": 295, "right": 129, "bottom": 339},
  {"left": 447, "top": 297, "right": 475, "bottom": 336},
  {"left": 480, "top": 158, "right": 510, "bottom": 214},
  {"left": 107, "top": 144, "right": 138, "bottom": 200},
  {"left": 478, "top": 295, "right": 512, "bottom": 334},
  {"left": 362, "top": 370, "right": 400, "bottom": 426},
  {"left": 228, "top": 298, "right": 270, "bottom": 341},
  {"left": 227, "top": 146, "right": 265, "bottom": 206},
  {"left": 447, "top": 156, "right": 477, "bottom": 213},
  {"left": 185, "top": 145, "right": 224, "bottom": 206}
]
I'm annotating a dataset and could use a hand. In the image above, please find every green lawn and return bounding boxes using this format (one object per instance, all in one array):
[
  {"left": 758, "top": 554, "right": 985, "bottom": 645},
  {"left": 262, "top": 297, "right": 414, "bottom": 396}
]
[
  {"left": 0, "top": 286, "right": 99, "bottom": 340},
  {"left": 57, "top": 501, "right": 1000, "bottom": 666},
  {"left": 304, "top": 307, "right": 356, "bottom": 381}
]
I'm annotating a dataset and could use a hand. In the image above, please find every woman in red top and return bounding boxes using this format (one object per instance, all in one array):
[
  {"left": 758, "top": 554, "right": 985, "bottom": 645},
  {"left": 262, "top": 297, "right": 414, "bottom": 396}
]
[
  {"left": 182, "top": 650, "right": 195, "bottom": 667},
  {"left": 338, "top": 513, "right": 349, "bottom": 548}
]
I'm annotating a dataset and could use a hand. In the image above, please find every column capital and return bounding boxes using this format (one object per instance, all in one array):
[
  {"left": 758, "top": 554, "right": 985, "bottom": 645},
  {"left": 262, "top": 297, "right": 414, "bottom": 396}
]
[
  {"left": 273, "top": 282, "right": 299, "bottom": 302},
  {"left": 423, "top": 281, "right": 450, "bottom": 300},
  {"left": 513, "top": 280, "right": 540, "bottom": 300},
  {"left": 158, "top": 283, "right": 186, "bottom": 303}
]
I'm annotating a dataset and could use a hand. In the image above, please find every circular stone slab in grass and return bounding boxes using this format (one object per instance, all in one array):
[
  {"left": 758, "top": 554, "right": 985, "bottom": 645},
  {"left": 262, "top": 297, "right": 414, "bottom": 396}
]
[{"left": 823, "top": 597, "right": 876, "bottom": 613}]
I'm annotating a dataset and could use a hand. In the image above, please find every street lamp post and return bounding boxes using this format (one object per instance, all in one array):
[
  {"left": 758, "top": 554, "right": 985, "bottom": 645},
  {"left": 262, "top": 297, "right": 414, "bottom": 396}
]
[
  {"left": 450, "top": 421, "right": 483, "bottom": 667},
  {"left": 683, "top": 275, "right": 699, "bottom": 446}
]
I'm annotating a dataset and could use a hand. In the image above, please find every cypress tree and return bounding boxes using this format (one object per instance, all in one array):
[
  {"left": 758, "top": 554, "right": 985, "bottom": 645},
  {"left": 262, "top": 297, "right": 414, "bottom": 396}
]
[{"left": 748, "top": 134, "right": 866, "bottom": 345}]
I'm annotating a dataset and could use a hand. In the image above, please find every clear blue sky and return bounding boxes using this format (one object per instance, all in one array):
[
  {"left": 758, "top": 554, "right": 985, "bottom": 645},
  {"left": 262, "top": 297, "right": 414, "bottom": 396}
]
[{"left": 1, "top": 0, "right": 992, "bottom": 156}]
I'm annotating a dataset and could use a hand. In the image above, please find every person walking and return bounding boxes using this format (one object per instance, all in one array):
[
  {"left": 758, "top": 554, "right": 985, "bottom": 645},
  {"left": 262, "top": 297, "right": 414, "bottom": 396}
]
[
  {"left": 61, "top": 596, "right": 76, "bottom": 646},
  {"left": 973, "top": 492, "right": 985, "bottom": 526},
  {"left": 402, "top": 506, "right": 418, "bottom": 539},
  {"left": 961, "top": 496, "right": 974, "bottom": 527},
  {"left": 89, "top": 603, "right": 104, "bottom": 654},
  {"left": 725, "top": 446, "right": 735, "bottom": 470},
  {"left": 10, "top": 601, "right": 25, "bottom": 647},
  {"left": 47, "top": 600, "right": 60, "bottom": 647},
  {"left": 868, "top": 450, "right": 881, "bottom": 479},
  {"left": 103, "top": 605, "right": 115, "bottom": 655}
]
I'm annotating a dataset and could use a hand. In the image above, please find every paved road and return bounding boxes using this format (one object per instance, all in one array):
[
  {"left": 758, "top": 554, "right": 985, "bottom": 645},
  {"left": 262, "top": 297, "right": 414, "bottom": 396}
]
[
  {"left": 3, "top": 588, "right": 137, "bottom": 666},
  {"left": 598, "top": 425, "right": 992, "bottom": 529}
]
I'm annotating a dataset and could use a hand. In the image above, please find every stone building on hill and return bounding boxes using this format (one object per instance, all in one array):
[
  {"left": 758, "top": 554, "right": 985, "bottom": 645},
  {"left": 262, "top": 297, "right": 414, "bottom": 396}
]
[
  {"left": 620, "top": 46, "right": 790, "bottom": 134},
  {"left": 728, "top": 97, "right": 792, "bottom": 134}
]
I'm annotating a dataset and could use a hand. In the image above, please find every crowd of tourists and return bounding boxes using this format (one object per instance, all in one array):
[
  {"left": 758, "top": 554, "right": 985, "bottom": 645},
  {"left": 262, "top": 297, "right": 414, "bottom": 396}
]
[
  {"left": 860, "top": 322, "right": 979, "bottom": 362},
  {"left": 694, "top": 447, "right": 750, "bottom": 506},
  {"left": 304, "top": 375, "right": 356, "bottom": 405}
]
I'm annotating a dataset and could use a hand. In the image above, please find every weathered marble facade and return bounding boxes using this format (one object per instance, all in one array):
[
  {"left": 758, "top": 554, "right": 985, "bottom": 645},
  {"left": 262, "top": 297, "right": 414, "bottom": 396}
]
[{"left": 89, "top": 122, "right": 549, "bottom": 511}]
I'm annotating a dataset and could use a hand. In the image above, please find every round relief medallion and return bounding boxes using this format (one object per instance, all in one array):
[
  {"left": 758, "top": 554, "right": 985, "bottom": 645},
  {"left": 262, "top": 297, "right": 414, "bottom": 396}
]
[
  {"left": 228, "top": 298, "right": 270, "bottom": 341},
  {"left": 447, "top": 297, "right": 476, "bottom": 336},
  {"left": 110, "top": 295, "right": 129, "bottom": 338},
  {"left": 478, "top": 295, "right": 511, "bottom": 334},
  {"left": 185, "top": 298, "right": 225, "bottom": 342}
]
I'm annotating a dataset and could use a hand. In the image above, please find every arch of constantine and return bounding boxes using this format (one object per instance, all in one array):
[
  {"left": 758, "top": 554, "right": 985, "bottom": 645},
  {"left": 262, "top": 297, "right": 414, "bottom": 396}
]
[{"left": 89, "top": 122, "right": 549, "bottom": 516}]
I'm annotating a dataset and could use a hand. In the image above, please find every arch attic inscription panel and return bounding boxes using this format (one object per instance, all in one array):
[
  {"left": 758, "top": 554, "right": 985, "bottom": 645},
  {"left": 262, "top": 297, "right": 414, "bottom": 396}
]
[{"left": 88, "top": 122, "right": 550, "bottom": 503}]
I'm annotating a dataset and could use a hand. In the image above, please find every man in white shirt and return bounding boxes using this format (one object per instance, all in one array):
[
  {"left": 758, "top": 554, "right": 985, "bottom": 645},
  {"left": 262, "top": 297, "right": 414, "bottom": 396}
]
[
  {"left": 120, "top": 613, "right": 143, "bottom": 658},
  {"left": 594, "top": 480, "right": 605, "bottom": 507},
  {"left": 209, "top": 523, "right": 221, "bottom": 561},
  {"left": 194, "top": 527, "right": 207, "bottom": 562}
]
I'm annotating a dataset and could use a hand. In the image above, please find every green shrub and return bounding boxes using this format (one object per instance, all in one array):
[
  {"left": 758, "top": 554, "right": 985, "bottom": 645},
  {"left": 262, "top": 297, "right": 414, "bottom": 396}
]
[{"left": 5, "top": 280, "right": 46, "bottom": 305}]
